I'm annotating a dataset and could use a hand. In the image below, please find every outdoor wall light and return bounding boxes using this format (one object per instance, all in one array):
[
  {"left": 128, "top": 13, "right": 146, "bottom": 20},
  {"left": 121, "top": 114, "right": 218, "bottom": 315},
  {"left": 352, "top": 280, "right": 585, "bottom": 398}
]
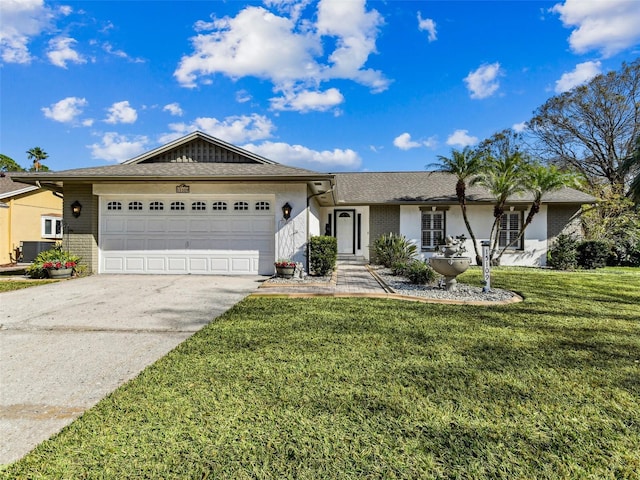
[
  {"left": 282, "top": 202, "right": 292, "bottom": 220},
  {"left": 71, "top": 200, "right": 82, "bottom": 218}
]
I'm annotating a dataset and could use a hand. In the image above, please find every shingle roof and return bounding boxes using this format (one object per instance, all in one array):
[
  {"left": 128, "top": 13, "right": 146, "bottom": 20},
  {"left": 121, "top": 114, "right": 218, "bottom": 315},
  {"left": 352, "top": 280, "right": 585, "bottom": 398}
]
[
  {"left": 0, "top": 173, "right": 38, "bottom": 199},
  {"left": 11, "top": 162, "right": 333, "bottom": 183},
  {"left": 334, "top": 171, "right": 596, "bottom": 204}
]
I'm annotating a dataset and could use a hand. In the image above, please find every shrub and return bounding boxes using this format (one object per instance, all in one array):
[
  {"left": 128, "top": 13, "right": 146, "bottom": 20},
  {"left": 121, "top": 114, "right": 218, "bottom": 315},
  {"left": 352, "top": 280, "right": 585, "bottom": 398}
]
[
  {"left": 577, "top": 240, "right": 610, "bottom": 269},
  {"left": 308, "top": 236, "right": 337, "bottom": 276},
  {"left": 405, "top": 260, "right": 438, "bottom": 285},
  {"left": 391, "top": 261, "right": 411, "bottom": 276},
  {"left": 373, "top": 233, "right": 418, "bottom": 268},
  {"left": 547, "top": 234, "right": 578, "bottom": 270},
  {"left": 26, "top": 244, "right": 81, "bottom": 278}
]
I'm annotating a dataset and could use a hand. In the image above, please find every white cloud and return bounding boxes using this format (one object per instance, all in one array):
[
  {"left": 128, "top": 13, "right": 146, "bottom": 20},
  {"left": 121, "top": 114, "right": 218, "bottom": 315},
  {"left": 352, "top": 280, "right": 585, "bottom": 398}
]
[
  {"left": 89, "top": 132, "right": 149, "bottom": 162},
  {"left": 464, "top": 62, "right": 503, "bottom": 99},
  {"left": 159, "top": 114, "right": 275, "bottom": 144},
  {"left": 163, "top": 102, "right": 183, "bottom": 116},
  {"left": 270, "top": 87, "right": 344, "bottom": 112},
  {"left": 446, "top": 129, "right": 479, "bottom": 147},
  {"left": 512, "top": 122, "right": 527, "bottom": 132},
  {"left": 41, "top": 96, "right": 88, "bottom": 123},
  {"left": 174, "top": 1, "right": 389, "bottom": 104},
  {"left": 242, "top": 141, "right": 361, "bottom": 170},
  {"left": 554, "top": 60, "right": 602, "bottom": 93},
  {"left": 393, "top": 133, "right": 422, "bottom": 150},
  {"left": 417, "top": 12, "right": 437, "bottom": 42},
  {"left": 105, "top": 101, "right": 137, "bottom": 124},
  {"left": 236, "top": 90, "right": 252, "bottom": 103},
  {"left": 46, "top": 36, "right": 85, "bottom": 68},
  {"left": 551, "top": 0, "right": 640, "bottom": 57},
  {"left": 0, "top": 0, "right": 54, "bottom": 64},
  {"left": 102, "top": 42, "right": 144, "bottom": 63}
]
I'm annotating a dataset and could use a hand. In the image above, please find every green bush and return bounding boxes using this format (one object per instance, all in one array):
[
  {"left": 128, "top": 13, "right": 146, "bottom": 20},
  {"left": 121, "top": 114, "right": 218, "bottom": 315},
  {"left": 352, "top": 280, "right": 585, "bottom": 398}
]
[
  {"left": 391, "top": 261, "right": 411, "bottom": 276},
  {"left": 373, "top": 233, "right": 418, "bottom": 267},
  {"left": 547, "top": 234, "right": 578, "bottom": 270},
  {"left": 577, "top": 240, "right": 610, "bottom": 269},
  {"left": 26, "top": 244, "right": 81, "bottom": 278},
  {"left": 308, "top": 236, "right": 337, "bottom": 276},
  {"left": 405, "top": 260, "right": 438, "bottom": 285}
]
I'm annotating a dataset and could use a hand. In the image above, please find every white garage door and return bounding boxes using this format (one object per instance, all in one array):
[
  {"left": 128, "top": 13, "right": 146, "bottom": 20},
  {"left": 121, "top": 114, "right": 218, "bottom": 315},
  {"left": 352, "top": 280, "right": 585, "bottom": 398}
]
[{"left": 100, "top": 196, "right": 274, "bottom": 275}]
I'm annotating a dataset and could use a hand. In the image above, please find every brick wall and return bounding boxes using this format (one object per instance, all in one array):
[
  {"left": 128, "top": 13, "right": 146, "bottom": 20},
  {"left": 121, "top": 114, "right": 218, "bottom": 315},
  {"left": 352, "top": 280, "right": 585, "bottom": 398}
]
[
  {"left": 547, "top": 205, "right": 582, "bottom": 245},
  {"left": 63, "top": 184, "right": 99, "bottom": 273},
  {"left": 369, "top": 205, "right": 400, "bottom": 261}
]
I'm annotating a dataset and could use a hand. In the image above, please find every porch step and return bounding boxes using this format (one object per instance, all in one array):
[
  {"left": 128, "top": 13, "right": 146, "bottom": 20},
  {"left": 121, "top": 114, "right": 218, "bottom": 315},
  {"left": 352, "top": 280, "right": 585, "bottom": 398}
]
[{"left": 336, "top": 255, "right": 367, "bottom": 265}]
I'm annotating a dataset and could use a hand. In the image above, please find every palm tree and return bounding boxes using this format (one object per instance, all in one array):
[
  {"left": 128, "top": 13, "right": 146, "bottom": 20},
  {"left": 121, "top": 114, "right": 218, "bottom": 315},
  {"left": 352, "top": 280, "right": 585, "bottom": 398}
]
[
  {"left": 495, "top": 164, "right": 581, "bottom": 263},
  {"left": 471, "top": 151, "right": 527, "bottom": 263},
  {"left": 430, "top": 147, "right": 483, "bottom": 264},
  {"left": 26, "top": 147, "right": 48, "bottom": 172}
]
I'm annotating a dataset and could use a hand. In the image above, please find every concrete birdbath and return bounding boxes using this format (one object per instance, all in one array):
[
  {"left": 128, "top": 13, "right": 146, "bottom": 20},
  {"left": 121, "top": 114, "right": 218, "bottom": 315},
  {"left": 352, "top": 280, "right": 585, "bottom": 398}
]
[{"left": 429, "top": 235, "right": 471, "bottom": 291}]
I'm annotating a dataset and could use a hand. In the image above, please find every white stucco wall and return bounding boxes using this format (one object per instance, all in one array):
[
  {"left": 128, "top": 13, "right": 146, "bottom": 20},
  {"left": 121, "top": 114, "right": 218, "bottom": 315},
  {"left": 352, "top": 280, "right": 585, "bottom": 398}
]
[{"left": 400, "top": 204, "right": 549, "bottom": 267}]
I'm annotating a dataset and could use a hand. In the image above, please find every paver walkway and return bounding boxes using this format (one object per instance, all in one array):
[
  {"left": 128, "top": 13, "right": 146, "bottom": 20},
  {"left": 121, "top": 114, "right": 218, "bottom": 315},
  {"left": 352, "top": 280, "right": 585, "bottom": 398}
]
[{"left": 254, "top": 260, "right": 391, "bottom": 297}]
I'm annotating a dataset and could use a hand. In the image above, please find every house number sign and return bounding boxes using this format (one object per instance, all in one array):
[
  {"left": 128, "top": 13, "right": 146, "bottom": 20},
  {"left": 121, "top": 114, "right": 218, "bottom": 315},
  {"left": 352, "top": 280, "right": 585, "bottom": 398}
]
[{"left": 176, "top": 184, "right": 190, "bottom": 193}]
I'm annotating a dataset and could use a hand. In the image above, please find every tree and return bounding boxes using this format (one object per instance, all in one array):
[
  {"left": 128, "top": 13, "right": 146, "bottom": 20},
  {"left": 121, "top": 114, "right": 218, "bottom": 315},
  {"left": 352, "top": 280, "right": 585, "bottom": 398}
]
[
  {"left": 494, "top": 164, "right": 581, "bottom": 263},
  {"left": 430, "top": 147, "right": 483, "bottom": 264},
  {"left": 26, "top": 147, "right": 49, "bottom": 172},
  {"left": 620, "top": 136, "right": 640, "bottom": 205},
  {"left": 472, "top": 130, "right": 529, "bottom": 264},
  {"left": 528, "top": 59, "right": 640, "bottom": 195},
  {"left": 0, "top": 154, "right": 24, "bottom": 172}
]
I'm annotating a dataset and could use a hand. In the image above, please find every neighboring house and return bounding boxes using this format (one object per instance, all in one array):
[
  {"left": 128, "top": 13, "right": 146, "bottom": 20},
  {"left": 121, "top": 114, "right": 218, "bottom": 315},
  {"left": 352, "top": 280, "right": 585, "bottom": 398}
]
[
  {"left": 0, "top": 173, "right": 63, "bottom": 264},
  {"left": 12, "top": 131, "right": 594, "bottom": 275}
]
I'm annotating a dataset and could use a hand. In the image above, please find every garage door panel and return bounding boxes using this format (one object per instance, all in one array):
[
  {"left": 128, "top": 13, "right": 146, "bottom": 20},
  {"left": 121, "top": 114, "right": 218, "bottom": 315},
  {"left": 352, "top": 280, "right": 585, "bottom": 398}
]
[{"left": 100, "top": 197, "right": 275, "bottom": 275}]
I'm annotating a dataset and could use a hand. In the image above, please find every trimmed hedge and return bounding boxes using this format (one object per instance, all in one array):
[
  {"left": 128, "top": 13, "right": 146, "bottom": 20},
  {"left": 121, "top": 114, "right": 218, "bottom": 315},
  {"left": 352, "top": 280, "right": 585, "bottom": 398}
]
[{"left": 309, "top": 236, "right": 337, "bottom": 276}]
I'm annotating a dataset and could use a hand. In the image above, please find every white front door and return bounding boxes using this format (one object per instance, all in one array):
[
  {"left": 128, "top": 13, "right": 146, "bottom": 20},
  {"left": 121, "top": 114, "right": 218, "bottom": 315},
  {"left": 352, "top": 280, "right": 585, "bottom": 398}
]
[{"left": 335, "top": 210, "right": 354, "bottom": 254}]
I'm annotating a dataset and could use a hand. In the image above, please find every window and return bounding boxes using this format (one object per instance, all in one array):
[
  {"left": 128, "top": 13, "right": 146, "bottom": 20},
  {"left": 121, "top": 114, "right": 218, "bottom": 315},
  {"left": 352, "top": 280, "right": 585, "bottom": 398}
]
[
  {"left": 499, "top": 212, "right": 523, "bottom": 249},
  {"left": 234, "top": 201, "right": 249, "bottom": 211},
  {"left": 129, "top": 201, "right": 143, "bottom": 211},
  {"left": 421, "top": 211, "right": 445, "bottom": 250},
  {"left": 212, "top": 201, "right": 227, "bottom": 211},
  {"left": 191, "top": 201, "right": 206, "bottom": 211},
  {"left": 149, "top": 201, "right": 164, "bottom": 211},
  {"left": 255, "top": 201, "right": 270, "bottom": 211},
  {"left": 171, "top": 201, "right": 185, "bottom": 211},
  {"left": 107, "top": 201, "right": 122, "bottom": 211},
  {"left": 42, "top": 216, "right": 62, "bottom": 239}
]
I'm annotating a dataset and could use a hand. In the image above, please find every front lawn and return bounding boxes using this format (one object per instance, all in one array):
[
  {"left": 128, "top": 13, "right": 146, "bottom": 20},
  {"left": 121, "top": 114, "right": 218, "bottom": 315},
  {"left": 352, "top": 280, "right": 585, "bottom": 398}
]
[
  {"left": 0, "top": 279, "right": 57, "bottom": 293},
  {"left": 3, "top": 268, "right": 639, "bottom": 479}
]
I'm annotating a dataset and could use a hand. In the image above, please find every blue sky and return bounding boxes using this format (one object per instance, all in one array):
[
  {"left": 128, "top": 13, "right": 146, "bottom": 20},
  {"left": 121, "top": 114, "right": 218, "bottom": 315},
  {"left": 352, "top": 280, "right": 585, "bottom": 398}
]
[{"left": 1, "top": 0, "right": 639, "bottom": 173}]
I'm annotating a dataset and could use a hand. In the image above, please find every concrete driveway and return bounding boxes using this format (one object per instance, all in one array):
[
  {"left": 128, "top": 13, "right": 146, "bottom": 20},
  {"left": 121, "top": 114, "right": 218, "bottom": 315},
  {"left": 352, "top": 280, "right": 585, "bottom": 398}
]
[{"left": 0, "top": 274, "right": 261, "bottom": 465}]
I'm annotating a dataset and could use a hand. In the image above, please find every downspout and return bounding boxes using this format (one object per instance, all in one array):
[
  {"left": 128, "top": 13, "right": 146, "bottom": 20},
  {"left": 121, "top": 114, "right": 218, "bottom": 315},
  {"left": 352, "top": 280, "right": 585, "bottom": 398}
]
[{"left": 306, "top": 183, "right": 336, "bottom": 273}]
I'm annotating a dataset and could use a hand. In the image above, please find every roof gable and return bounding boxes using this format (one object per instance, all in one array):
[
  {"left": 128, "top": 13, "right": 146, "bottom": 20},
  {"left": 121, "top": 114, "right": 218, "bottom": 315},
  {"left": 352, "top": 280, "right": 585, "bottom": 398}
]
[{"left": 124, "top": 131, "right": 276, "bottom": 165}]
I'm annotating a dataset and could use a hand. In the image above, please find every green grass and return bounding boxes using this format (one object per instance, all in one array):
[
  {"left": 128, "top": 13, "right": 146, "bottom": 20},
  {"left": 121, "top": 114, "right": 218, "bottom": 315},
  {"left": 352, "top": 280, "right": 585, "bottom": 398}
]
[
  {"left": 2, "top": 268, "right": 639, "bottom": 479},
  {"left": 0, "top": 279, "right": 57, "bottom": 292}
]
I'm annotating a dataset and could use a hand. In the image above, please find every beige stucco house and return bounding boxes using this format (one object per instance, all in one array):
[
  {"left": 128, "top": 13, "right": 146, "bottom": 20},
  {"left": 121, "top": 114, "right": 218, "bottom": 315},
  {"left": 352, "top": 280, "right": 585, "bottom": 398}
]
[
  {"left": 0, "top": 173, "right": 63, "bottom": 264},
  {"left": 12, "top": 131, "right": 594, "bottom": 274}
]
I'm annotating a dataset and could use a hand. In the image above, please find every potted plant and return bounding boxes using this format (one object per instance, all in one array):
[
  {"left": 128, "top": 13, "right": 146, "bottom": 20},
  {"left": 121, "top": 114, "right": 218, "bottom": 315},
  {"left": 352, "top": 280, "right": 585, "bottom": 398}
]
[
  {"left": 274, "top": 259, "right": 296, "bottom": 278},
  {"left": 27, "top": 245, "right": 80, "bottom": 279}
]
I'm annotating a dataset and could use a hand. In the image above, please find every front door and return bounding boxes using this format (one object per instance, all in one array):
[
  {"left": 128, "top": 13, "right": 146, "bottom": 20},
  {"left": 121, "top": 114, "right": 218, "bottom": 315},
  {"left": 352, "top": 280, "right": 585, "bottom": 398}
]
[{"left": 335, "top": 210, "right": 355, "bottom": 254}]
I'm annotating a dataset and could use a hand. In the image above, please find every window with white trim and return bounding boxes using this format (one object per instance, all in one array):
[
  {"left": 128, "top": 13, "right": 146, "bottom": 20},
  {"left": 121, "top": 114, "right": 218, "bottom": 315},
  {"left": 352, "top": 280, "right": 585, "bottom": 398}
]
[
  {"left": 107, "top": 201, "right": 122, "bottom": 211},
  {"left": 149, "top": 201, "right": 164, "bottom": 211},
  {"left": 421, "top": 211, "right": 445, "bottom": 250},
  {"left": 234, "top": 201, "right": 249, "bottom": 211},
  {"left": 129, "top": 201, "right": 143, "bottom": 211},
  {"left": 255, "top": 201, "right": 270, "bottom": 211},
  {"left": 42, "top": 216, "right": 62, "bottom": 239},
  {"left": 499, "top": 212, "right": 523, "bottom": 249},
  {"left": 191, "top": 201, "right": 206, "bottom": 211},
  {"left": 212, "top": 201, "right": 227, "bottom": 211},
  {"left": 171, "top": 201, "right": 185, "bottom": 211}
]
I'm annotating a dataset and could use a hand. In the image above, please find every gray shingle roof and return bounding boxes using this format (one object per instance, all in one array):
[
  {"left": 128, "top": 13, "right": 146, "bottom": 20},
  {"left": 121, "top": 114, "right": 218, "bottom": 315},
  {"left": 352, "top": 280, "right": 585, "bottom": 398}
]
[
  {"left": 11, "top": 162, "right": 333, "bottom": 182},
  {"left": 334, "top": 172, "right": 596, "bottom": 204},
  {"left": 0, "top": 173, "right": 38, "bottom": 199}
]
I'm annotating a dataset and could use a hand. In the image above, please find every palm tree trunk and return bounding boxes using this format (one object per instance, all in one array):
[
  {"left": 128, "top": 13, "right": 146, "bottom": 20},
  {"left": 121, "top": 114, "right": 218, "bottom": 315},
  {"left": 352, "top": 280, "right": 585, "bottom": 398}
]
[{"left": 460, "top": 202, "right": 482, "bottom": 264}]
